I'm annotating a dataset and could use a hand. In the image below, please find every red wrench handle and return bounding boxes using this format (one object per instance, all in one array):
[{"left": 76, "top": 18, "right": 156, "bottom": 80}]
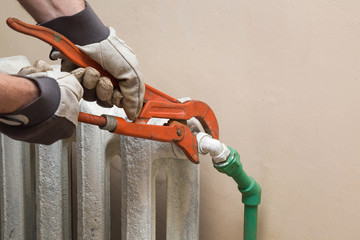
[{"left": 78, "top": 112, "right": 200, "bottom": 163}]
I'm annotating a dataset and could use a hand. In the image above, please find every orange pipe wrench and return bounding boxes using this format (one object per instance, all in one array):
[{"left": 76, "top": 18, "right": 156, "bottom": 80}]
[{"left": 6, "top": 18, "right": 219, "bottom": 164}]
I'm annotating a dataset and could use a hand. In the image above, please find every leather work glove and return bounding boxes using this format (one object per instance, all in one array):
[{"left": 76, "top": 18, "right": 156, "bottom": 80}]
[
  {"left": 40, "top": 2, "right": 145, "bottom": 121},
  {"left": 71, "top": 67, "right": 124, "bottom": 108},
  {"left": 0, "top": 60, "right": 83, "bottom": 145}
]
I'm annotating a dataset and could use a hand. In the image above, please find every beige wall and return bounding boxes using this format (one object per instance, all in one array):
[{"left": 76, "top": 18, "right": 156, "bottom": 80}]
[{"left": 2, "top": 1, "right": 360, "bottom": 239}]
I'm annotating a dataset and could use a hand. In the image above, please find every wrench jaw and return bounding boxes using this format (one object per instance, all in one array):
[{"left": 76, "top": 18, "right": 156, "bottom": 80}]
[
  {"left": 179, "top": 102, "right": 218, "bottom": 163},
  {"left": 193, "top": 102, "right": 219, "bottom": 140},
  {"left": 135, "top": 100, "right": 219, "bottom": 163},
  {"left": 170, "top": 121, "right": 200, "bottom": 164},
  {"left": 137, "top": 100, "right": 220, "bottom": 140}
]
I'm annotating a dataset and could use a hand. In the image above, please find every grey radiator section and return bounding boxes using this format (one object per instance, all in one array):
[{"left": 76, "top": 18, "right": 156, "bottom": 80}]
[{"left": 0, "top": 101, "right": 199, "bottom": 240}]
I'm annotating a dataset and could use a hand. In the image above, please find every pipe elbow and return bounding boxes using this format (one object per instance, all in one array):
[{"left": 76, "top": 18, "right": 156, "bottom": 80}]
[
  {"left": 240, "top": 177, "right": 262, "bottom": 206},
  {"left": 214, "top": 147, "right": 261, "bottom": 206},
  {"left": 196, "top": 132, "right": 230, "bottom": 163}
]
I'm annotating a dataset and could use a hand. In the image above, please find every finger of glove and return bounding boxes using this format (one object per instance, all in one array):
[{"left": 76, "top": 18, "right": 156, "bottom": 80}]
[
  {"left": 55, "top": 72, "right": 84, "bottom": 125},
  {"left": 18, "top": 60, "right": 53, "bottom": 75},
  {"left": 118, "top": 76, "right": 145, "bottom": 120},
  {"left": 61, "top": 59, "right": 79, "bottom": 72},
  {"left": 18, "top": 66, "right": 39, "bottom": 75},
  {"left": 50, "top": 50, "right": 79, "bottom": 73},
  {"left": 77, "top": 27, "right": 145, "bottom": 120},
  {"left": 82, "top": 67, "right": 100, "bottom": 89},
  {"left": 81, "top": 67, "right": 101, "bottom": 101},
  {"left": 71, "top": 68, "right": 85, "bottom": 83},
  {"left": 96, "top": 76, "right": 113, "bottom": 102},
  {"left": 50, "top": 50, "right": 63, "bottom": 60},
  {"left": 34, "top": 60, "right": 53, "bottom": 72},
  {"left": 112, "top": 89, "right": 123, "bottom": 108}
]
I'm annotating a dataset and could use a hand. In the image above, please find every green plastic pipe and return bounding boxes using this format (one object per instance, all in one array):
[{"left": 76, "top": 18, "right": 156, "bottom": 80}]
[
  {"left": 214, "top": 147, "right": 261, "bottom": 240},
  {"left": 244, "top": 205, "right": 258, "bottom": 240}
]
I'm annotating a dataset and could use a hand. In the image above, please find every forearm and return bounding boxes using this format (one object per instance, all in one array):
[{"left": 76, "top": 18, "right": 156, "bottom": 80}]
[
  {"left": 0, "top": 73, "right": 39, "bottom": 113},
  {"left": 17, "top": 0, "right": 85, "bottom": 23}
]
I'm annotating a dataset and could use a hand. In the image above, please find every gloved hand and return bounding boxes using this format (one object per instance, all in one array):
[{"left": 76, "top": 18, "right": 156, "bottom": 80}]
[
  {"left": 40, "top": 2, "right": 145, "bottom": 120},
  {"left": 0, "top": 60, "right": 83, "bottom": 145},
  {"left": 71, "top": 67, "right": 124, "bottom": 108}
]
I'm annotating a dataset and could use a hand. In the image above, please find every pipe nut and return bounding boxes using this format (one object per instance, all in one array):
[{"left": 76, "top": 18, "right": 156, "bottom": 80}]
[{"left": 100, "top": 114, "right": 117, "bottom": 132}]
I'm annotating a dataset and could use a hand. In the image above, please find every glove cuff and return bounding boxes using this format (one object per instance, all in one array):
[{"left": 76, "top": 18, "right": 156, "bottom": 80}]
[
  {"left": 39, "top": 1, "right": 109, "bottom": 46},
  {"left": 0, "top": 115, "right": 75, "bottom": 145},
  {"left": 0, "top": 76, "right": 60, "bottom": 127}
]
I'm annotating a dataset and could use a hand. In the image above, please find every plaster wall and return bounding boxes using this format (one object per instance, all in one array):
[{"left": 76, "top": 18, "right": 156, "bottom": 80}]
[{"left": 1, "top": 1, "right": 360, "bottom": 239}]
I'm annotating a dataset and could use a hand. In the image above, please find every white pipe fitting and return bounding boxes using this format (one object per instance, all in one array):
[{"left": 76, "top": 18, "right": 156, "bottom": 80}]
[{"left": 196, "top": 132, "right": 230, "bottom": 164}]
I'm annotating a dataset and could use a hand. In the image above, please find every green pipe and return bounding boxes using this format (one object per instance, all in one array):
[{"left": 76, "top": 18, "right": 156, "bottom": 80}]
[
  {"left": 244, "top": 205, "right": 258, "bottom": 240},
  {"left": 214, "top": 147, "right": 261, "bottom": 240}
]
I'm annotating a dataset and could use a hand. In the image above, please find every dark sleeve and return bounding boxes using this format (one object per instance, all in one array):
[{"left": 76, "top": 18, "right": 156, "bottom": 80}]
[
  {"left": 39, "top": 1, "right": 109, "bottom": 46},
  {"left": 0, "top": 76, "right": 75, "bottom": 145}
]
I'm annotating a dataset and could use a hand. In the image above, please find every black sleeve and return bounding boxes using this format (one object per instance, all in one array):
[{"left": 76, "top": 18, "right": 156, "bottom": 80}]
[
  {"left": 0, "top": 76, "right": 75, "bottom": 145},
  {"left": 39, "top": 1, "right": 109, "bottom": 46}
]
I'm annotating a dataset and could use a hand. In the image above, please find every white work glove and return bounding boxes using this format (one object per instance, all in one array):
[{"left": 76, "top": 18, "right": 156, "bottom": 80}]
[
  {"left": 41, "top": 2, "right": 145, "bottom": 120},
  {"left": 0, "top": 60, "right": 83, "bottom": 145},
  {"left": 78, "top": 28, "right": 144, "bottom": 120}
]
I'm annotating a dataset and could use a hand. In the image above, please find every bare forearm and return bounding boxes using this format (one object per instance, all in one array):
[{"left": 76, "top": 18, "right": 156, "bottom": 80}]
[
  {"left": 0, "top": 73, "right": 40, "bottom": 113},
  {"left": 17, "top": 0, "right": 85, "bottom": 23}
]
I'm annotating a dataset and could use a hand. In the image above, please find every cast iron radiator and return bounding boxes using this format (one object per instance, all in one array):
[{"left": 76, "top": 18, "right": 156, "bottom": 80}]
[{"left": 0, "top": 101, "right": 199, "bottom": 240}]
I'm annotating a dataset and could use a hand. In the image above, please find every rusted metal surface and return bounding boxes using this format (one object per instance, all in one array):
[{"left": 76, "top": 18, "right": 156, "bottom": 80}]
[
  {"left": 138, "top": 100, "right": 219, "bottom": 139},
  {"left": 78, "top": 112, "right": 107, "bottom": 127},
  {"left": 113, "top": 117, "right": 184, "bottom": 142}
]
